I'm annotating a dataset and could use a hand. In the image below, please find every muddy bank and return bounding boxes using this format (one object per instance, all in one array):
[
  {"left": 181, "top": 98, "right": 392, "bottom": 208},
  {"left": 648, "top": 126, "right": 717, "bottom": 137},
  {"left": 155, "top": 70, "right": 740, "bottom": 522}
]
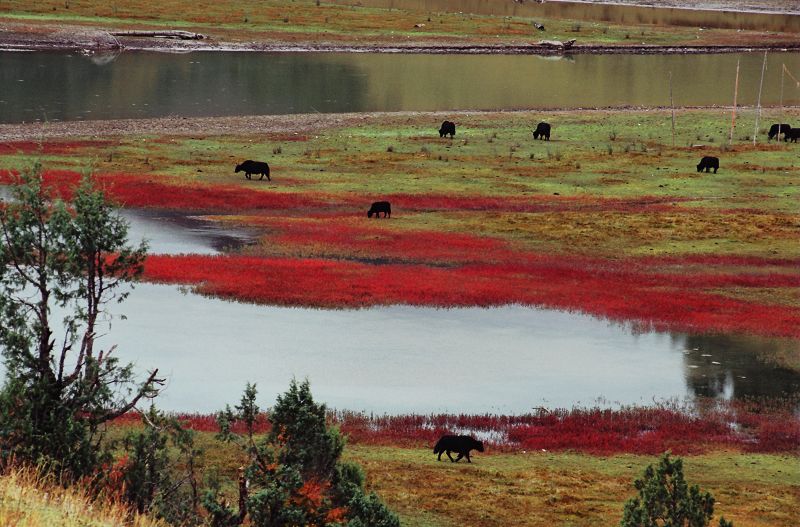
[
  {"left": 1, "top": 20, "right": 799, "bottom": 55},
  {"left": 2, "top": 31, "right": 799, "bottom": 55}
]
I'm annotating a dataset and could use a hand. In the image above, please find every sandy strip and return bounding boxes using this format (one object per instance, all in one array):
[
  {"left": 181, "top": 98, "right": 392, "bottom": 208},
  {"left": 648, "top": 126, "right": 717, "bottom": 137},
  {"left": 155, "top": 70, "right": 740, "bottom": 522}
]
[{"left": 3, "top": 107, "right": 795, "bottom": 141}]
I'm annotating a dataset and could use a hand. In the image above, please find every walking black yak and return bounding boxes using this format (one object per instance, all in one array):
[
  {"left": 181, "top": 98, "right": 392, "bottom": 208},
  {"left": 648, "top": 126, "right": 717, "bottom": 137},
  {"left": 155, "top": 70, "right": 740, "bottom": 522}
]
[
  {"left": 433, "top": 435, "right": 484, "bottom": 463},
  {"left": 235, "top": 160, "right": 270, "bottom": 181}
]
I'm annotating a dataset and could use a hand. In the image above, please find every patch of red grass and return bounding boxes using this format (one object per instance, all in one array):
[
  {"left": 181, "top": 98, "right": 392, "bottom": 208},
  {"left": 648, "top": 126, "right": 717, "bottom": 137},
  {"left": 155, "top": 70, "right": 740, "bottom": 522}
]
[
  {"left": 332, "top": 401, "right": 800, "bottom": 455},
  {"left": 95, "top": 173, "right": 334, "bottom": 211},
  {"left": 264, "top": 217, "right": 516, "bottom": 264},
  {"left": 111, "top": 401, "right": 800, "bottom": 456},
  {"left": 0, "top": 170, "right": 335, "bottom": 211},
  {"left": 143, "top": 253, "right": 800, "bottom": 338},
  {"left": 0, "top": 140, "right": 112, "bottom": 155}
]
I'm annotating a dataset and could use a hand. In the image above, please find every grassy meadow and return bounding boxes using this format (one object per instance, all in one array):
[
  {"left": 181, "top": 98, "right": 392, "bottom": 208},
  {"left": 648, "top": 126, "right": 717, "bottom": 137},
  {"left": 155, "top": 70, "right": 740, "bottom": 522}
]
[
  {"left": 2, "top": 108, "right": 799, "bottom": 341},
  {"left": 100, "top": 415, "right": 799, "bottom": 527},
  {"left": 1, "top": 0, "right": 796, "bottom": 48},
  {"left": 2, "top": 107, "right": 799, "bottom": 524}
]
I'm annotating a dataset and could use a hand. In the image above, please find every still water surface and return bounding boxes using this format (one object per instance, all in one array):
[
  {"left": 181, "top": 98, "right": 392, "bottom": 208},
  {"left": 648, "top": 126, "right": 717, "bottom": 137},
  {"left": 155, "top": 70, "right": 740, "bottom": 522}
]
[
  {"left": 2, "top": 51, "right": 800, "bottom": 123},
  {"left": 106, "top": 284, "right": 800, "bottom": 413},
  {"left": 0, "top": 193, "right": 797, "bottom": 413},
  {"left": 60, "top": 210, "right": 800, "bottom": 413}
]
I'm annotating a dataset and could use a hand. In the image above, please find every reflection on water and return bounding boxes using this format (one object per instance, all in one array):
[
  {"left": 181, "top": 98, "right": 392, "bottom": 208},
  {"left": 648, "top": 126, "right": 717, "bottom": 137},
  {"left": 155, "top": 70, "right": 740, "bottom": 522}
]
[
  {"left": 1, "top": 188, "right": 255, "bottom": 255},
  {"left": 120, "top": 209, "right": 255, "bottom": 255},
  {"left": 682, "top": 334, "right": 800, "bottom": 400},
  {"left": 2, "top": 51, "right": 800, "bottom": 123},
  {"left": 331, "top": 0, "right": 800, "bottom": 32}
]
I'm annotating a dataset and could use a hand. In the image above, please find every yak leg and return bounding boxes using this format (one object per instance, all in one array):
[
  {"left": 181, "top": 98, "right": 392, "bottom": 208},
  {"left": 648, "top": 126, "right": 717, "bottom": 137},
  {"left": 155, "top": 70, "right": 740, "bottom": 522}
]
[
  {"left": 465, "top": 452, "right": 472, "bottom": 463},
  {"left": 454, "top": 452, "right": 464, "bottom": 463},
  {"left": 446, "top": 451, "right": 456, "bottom": 462},
  {"left": 437, "top": 451, "right": 443, "bottom": 461}
]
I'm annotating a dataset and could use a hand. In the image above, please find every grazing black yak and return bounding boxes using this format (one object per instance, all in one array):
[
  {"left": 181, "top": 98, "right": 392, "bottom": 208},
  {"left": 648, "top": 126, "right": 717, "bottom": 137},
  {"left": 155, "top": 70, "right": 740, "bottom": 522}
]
[
  {"left": 697, "top": 156, "right": 719, "bottom": 173},
  {"left": 367, "top": 201, "right": 391, "bottom": 218},
  {"left": 768, "top": 123, "right": 792, "bottom": 141},
  {"left": 785, "top": 128, "right": 800, "bottom": 143},
  {"left": 439, "top": 120, "right": 456, "bottom": 138},
  {"left": 433, "top": 435, "right": 484, "bottom": 463},
  {"left": 533, "top": 122, "right": 551, "bottom": 141},
  {"left": 235, "top": 160, "right": 270, "bottom": 181}
]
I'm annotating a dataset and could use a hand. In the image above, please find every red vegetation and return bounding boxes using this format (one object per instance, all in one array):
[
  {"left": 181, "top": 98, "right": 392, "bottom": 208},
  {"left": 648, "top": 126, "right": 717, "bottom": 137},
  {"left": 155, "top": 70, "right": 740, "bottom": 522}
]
[
  {"left": 112, "top": 401, "right": 800, "bottom": 455},
  {"left": 4, "top": 169, "right": 799, "bottom": 337},
  {"left": 264, "top": 217, "right": 515, "bottom": 264},
  {"left": 0, "top": 169, "right": 340, "bottom": 211},
  {"left": 144, "top": 253, "right": 800, "bottom": 338},
  {"left": 0, "top": 140, "right": 113, "bottom": 155}
]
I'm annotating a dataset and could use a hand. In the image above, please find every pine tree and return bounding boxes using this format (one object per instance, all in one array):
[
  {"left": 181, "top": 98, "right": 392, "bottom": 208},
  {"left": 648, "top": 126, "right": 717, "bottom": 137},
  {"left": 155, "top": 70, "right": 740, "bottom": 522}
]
[
  {"left": 0, "top": 164, "right": 158, "bottom": 478},
  {"left": 621, "top": 453, "right": 733, "bottom": 527},
  {"left": 206, "top": 380, "right": 399, "bottom": 527}
]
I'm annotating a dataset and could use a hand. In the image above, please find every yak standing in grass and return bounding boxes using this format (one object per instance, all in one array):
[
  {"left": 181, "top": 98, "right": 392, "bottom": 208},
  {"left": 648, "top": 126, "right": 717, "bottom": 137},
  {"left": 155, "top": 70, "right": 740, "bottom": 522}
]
[
  {"left": 533, "top": 122, "right": 551, "bottom": 141},
  {"left": 697, "top": 156, "right": 719, "bottom": 173},
  {"left": 768, "top": 123, "right": 793, "bottom": 141},
  {"left": 785, "top": 129, "right": 800, "bottom": 143},
  {"left": 367, "top": 201, "right": 391, "bottom": 218},
  {"left": 439, "top": 120, "right": 456, "bottom": 138},
  {"left": 433, "top": 435, "right": 484, "bottom": 463},
  {"left": 235, "top": 160, "right": 270, "bottom": 181}
]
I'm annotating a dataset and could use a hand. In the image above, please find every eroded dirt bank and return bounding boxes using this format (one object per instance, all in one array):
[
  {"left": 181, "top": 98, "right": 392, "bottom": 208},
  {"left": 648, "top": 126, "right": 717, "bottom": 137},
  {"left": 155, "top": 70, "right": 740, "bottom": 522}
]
[{"left": 1, "top": 22, "right": 798, "bottom": 54}]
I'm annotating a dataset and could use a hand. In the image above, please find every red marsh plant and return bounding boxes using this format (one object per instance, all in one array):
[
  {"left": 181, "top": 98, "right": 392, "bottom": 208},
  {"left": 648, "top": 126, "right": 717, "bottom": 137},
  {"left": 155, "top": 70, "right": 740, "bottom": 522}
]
[
  {"left": 143, "top": 254, "right": 800, "bottom": 338},
  {"left": 112, "top": 400, "right": 800, "bottom": 456},
  {"left": 0, "top": 140, "right": 114, "bottom": 155}
]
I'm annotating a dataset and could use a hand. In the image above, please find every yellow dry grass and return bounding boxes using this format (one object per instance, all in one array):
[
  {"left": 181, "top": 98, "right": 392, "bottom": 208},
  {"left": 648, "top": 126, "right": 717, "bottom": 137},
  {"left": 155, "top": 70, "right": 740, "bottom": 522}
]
[{"left": 0, "top": 466, "right": 164, "bottom": 527}]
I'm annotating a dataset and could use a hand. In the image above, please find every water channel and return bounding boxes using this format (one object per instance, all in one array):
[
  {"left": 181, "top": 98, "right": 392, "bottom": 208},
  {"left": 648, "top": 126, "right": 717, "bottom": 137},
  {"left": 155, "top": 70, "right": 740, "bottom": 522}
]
[{"left": 2, "top": 51, "right": 800, "bottom": 123}]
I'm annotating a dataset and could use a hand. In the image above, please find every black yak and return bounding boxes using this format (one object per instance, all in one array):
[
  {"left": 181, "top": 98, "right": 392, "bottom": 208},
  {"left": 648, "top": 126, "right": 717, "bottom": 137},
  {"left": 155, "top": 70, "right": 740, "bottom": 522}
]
[
  {"left": 235, "top": 160, "right": 270, "bottom": 181},
  {"left": 697, "top": 156, "right": 719, "bottom": 173},
  {"left": 439, "top": 120, "right": 456, "bottom": 138},
  {"left": 768, "top": 123, "right": 792, "bottom": 141},
  {"left": 533, "top": 122, "right": 551, "bottom": 141},
  {"left": 433, "top": 435, "right": 484, "bottom": 463},
  {"left": 785, "top": 128, "right": 800, "bottom": 143},
  {"left": 367, "top": 201, "right": 391, "bottom": 218}
]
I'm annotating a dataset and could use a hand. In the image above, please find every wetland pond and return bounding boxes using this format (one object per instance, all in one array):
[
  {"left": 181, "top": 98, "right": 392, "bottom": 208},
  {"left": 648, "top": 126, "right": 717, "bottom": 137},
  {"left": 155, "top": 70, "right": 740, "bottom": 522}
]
[
  {"left": 17, "top": 208, "right": 799, "bottom": 414},
  {"left": 2, "top": 51, "right": 800, "bottom": 123}
]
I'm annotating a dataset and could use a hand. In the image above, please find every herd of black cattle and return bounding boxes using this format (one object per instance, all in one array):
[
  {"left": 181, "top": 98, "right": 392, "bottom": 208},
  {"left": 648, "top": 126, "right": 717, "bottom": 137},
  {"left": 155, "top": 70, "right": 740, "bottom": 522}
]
[{"left": 233, "top": 119, "right": 797, "bottom": 217}]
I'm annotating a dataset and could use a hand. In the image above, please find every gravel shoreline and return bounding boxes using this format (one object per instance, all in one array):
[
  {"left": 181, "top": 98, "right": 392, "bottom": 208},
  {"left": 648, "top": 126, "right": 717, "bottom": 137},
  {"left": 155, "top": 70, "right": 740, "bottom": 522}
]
[{"left": 0, "top": 107, "right": 785, "bottom": 141}]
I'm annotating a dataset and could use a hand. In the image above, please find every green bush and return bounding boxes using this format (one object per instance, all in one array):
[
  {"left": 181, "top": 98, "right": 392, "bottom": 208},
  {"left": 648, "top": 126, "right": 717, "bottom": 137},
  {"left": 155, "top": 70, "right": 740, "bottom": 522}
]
[
  {"left": 205, "top": 380, "right": 399, "bottom": 527},
  {"left": 621, "top": 453, "right": 733, "bottom": 527}
]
